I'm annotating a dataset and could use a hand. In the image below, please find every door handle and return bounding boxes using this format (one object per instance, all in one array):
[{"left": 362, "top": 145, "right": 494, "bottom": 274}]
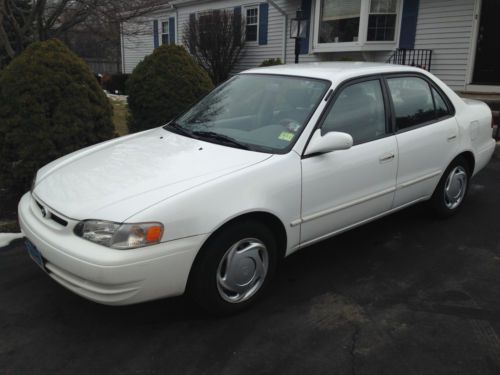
[
  {"left": 379, "top": 153, "right": 395, "bottom": 162},
  {"left": 447, "top": 135, "right": 457, "bottom": 141}
]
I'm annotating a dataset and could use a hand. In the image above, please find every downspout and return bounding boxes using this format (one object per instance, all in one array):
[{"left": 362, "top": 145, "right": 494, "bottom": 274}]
[
  {"left": 120, "top": 22, "right": 126, "bottom": 74},
  {"left": 267, "top": 0, "right": 287, "bottom": 63},
  {"left": 176, "top": 7, "right": 179, "bottom": 45}
]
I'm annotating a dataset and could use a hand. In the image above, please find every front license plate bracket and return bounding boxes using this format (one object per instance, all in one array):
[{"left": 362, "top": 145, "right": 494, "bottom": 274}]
[{"left": 25, "top": 240, "right": 45, "bottom": 271}]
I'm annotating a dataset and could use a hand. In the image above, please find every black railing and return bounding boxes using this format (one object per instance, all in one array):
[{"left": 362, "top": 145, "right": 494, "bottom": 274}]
[{"left": 386, "top": 48, "right": 433, "bottom": 71}]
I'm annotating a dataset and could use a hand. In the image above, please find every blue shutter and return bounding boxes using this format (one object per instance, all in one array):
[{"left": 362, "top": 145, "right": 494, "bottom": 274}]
[
  {"left": 300, "top": 0, "right": 312, "bottom": 54},
  {"left": 399, "top": 0, "right": 420, "bottom": 49},
  {"left": 188, "top": 13, "right": 196, "bottom": 53},
  {"left": 234, "top": 6, "right": 242, "bottom": 42},
  {"left": 169, "top": 17, "right": 175, "bottom": 44},
  {"left": 153, "top": 20, "right": 159, "bottom": 48},
  {"left": 259, "top": 3, "right": 268, "bottom": 45}
]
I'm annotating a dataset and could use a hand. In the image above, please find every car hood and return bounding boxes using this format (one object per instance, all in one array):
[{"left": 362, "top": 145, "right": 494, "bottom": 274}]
[{"left": 33, "top": 128, "right": 271, "bottom": 222}]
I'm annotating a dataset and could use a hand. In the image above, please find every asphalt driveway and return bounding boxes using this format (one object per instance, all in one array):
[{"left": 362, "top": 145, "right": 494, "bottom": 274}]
[{"left": 1, "top": 149, "right": 500, "bottom": 375}]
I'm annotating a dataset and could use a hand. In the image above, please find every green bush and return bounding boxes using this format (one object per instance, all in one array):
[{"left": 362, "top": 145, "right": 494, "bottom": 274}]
[
  {"left": 127, "top": 44, "right": 214, "bottom": 133},
  {"left": 260, "top": 58, "right": 282, "bottom": 67},
  {"left": 0, "top": 39, "right": 115, "bottom": 196}
]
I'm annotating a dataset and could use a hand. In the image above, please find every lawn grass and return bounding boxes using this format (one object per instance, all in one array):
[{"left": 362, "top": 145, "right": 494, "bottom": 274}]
[{"left": 110, "top": 97, "right": 129, "bottom": 136}]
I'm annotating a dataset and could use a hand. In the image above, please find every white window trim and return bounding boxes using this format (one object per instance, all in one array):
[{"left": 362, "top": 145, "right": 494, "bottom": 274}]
[
  {"left": 161, "top": 20, "right": 170, "bottom": 45},
  {"left": 312, "top": 0, "right": 403, "bottom": 53},
  {"left": 244, "top": 5, "right": 259, "bottom": 44}
]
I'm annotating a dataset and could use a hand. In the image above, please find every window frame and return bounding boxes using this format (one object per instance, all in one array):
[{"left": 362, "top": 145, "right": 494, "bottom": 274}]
[
  {"left": 316, "top": 74, "right": 393, "bottom": 147},
  {"left": 382, "top": 73, "right": 456, "bottom": 134},
  {"left": 244, "top": 5, "right": 259, "bottom": 43},
  {"left": 312, "top": 0, "right": 403, "bottom": 53},
  {"left": 301, "top": 72, "right": 457, "bottom": 159},
  {"left": 161, "top": 20, "right": 170, "bottom": 45}
]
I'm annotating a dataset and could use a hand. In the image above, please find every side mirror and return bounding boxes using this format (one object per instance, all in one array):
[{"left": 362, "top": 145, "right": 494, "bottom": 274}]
[{"left": 304, "top": 129, "right": 353, "bottom": 156}]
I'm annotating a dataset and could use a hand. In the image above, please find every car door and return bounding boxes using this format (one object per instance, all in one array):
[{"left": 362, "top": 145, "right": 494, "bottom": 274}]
[
  {"left": 385, "top": 75, "right": 459, "bottom": 207},
  {"left": 300, "top": 77, "right": 398, "bottom": 245}
]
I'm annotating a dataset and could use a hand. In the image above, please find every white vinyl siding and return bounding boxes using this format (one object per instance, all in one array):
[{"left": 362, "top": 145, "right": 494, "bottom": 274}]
[
  {"left": 121, "top": 0, "right": 321, "bottom": 74},
  {"left": 413, "top": 0, "right": 476, "bottom": 90},
  {"left": 121, "top": 12, "right": 176, "bottom": 74},
  {"left": 121, "top": 19, "right": 156, "bottom": 74},
  {"left": 120, "top": 0, "right": 477, "bottom": 91},
  {"left": 177, "top": 0, "right": 290, "bottom": 71}
]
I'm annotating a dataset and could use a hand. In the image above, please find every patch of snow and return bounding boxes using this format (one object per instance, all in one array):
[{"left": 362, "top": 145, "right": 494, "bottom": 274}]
[
  {"left": 104, "top": 90, "right": 128, "bottom": 103},
  {"left": 0, "top": 233, "right": 24, "bottom": 248}
]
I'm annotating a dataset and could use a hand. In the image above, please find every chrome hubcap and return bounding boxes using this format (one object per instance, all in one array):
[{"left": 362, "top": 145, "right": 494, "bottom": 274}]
[
  {"left": 216, "top": 238, "right": 268, "bottom": 303},
  {"left": 444, "top": 166, "right": 467, "bottom": 210}
]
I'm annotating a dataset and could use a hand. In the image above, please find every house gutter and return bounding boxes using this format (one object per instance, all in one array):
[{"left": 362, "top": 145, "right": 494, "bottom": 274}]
[
  {"left": 267, "top": 0, "right": 288, "bottom": 63},
  {"left": 170, "top": 0, "right": 213, "bottom": 7}
]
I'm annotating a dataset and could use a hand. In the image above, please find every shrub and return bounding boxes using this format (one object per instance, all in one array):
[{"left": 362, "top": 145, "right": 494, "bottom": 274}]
[
  {"left": 127, "top": 44, "right": 213, "bottom": 133},
  {"left": 183, "top": 9, "right": 245, "bottom": 84},
  {"left": 260, "top": 58, "right": 282, "bottom": 67},
  {"left": 0, "top": 39, "right": 115, "bottom": 196}
]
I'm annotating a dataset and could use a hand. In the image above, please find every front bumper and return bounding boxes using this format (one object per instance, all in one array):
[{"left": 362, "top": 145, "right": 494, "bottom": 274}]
[{"left": 18, "top": 193, "right": 207, "bottom": 305}]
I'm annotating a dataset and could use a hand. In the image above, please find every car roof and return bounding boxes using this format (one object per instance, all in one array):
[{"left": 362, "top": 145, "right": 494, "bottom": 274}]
[{"left": 242, "top": 62, "right": 425, "bottom": 82}]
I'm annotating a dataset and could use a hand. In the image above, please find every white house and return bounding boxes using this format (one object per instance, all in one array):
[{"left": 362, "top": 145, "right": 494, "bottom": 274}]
[{"left": 121, "top": 0, "right": 500, "bottom": 93}]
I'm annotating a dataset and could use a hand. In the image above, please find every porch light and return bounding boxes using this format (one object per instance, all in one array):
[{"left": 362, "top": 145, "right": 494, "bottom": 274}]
[{"left": 290, "top": 8, "right": 308, "bottom": 64}]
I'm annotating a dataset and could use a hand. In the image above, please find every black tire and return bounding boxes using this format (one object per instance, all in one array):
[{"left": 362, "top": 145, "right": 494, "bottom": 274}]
[
  {"left": 430, "top": 156, "right": 471, "bottom": 218},
  {"left": 188, "top": 220, "right": 278, "bottom": 316}
]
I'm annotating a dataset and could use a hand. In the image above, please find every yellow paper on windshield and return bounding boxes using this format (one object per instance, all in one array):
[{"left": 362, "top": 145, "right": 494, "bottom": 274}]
[{"left": 278, "top": 131, "right": 294, "bottom": 142}]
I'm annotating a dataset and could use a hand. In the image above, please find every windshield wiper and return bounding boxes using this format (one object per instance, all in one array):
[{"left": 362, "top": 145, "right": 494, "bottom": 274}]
[
  {"left": 166, "top": 122, "right": 192, "bottom": 137},
  {"left": 192, "top": 131, "right": 250, "bottom": 150}
]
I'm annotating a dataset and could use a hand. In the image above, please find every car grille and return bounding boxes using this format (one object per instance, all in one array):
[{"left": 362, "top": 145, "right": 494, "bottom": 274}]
[{"left": 34, "top": 199, "right": 68, "bottom": 227}]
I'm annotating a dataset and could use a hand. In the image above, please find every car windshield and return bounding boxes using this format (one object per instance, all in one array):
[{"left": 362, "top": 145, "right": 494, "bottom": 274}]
[{"left": 166, "top": 74, "right": 330, "bottom": 153}]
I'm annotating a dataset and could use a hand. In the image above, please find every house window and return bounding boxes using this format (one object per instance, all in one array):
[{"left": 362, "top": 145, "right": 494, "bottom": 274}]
[
  {"left": 314, "top": 0, "right": 401, "bottom": 51},
  {"left": 245, "top": 7, "right": 258, "bottom": 42},
  {"left": 319, "top": 0, "right": 362, "bottom": 43},
  {"left": 367, "top": 0, "right": 397, "bottom": 41},
  {"left": 161, "top": 21, "right": 169, "bottom": 45}
]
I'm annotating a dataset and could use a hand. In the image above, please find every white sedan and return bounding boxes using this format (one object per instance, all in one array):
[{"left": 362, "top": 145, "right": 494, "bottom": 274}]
[{"left": 19, "top": 62, "right": 496, "bottom": 314}]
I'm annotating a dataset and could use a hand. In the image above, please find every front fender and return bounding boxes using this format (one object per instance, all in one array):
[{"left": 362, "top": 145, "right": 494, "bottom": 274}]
[{"left": 128, "top": 152, "right": 302, "bottom": 255}]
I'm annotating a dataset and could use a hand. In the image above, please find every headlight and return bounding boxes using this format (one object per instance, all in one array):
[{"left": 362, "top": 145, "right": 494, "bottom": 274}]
[{"left": 74, "top": 220, "right": 164, "bottom": 249}]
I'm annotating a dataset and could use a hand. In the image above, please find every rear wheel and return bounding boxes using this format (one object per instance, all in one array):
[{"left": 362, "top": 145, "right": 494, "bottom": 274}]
[
  {"left": 430, "top": 156, "right": 470, "bottom": 217},
  {"left": 188, "top": 220, "right": 278, "bottom": 315}
]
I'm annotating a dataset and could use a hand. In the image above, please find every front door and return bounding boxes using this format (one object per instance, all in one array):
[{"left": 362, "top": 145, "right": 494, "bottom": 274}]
[
  {"left": 300, "top": 78, "right": 398, "bottom": 245},
  {"left": 472, "top": 0, "right": 500, "bottom": 85}
]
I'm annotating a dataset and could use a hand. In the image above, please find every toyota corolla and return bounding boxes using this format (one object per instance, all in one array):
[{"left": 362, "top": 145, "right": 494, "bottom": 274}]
[{"left": 19, "top": 62, "right": 496, "bottom": 314}]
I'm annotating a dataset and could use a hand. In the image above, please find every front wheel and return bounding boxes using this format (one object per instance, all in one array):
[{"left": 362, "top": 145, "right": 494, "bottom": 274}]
[
  {"left": 188, "top": 220, "right": 278, "bottom": 315},
  {"left": 430, "top": 156, "right": 471, "bottom": 217}
]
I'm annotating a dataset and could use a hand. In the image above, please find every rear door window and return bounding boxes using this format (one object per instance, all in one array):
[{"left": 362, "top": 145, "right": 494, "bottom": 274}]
[{"left": 387, "top": 76, "right": 437, "bottom": 130}]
